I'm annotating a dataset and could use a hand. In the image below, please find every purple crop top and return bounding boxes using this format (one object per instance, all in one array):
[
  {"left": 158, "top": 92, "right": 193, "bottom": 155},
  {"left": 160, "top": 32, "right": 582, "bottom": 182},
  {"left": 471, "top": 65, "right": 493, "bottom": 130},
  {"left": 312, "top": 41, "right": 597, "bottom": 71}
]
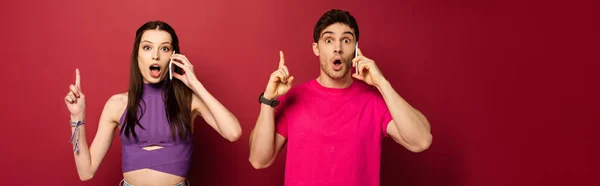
[{"left": 119, "top": 82, "right": 193, "bottom": 178}]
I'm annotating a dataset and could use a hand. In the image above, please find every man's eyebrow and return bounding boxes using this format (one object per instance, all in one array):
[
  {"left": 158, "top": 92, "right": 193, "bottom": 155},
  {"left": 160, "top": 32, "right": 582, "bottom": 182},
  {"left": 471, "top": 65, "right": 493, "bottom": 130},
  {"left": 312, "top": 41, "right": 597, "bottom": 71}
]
[
  {"left": 321, "top": 31, "right": 355, "bottom": 38},
  {"left": 321, "top": 31, "right": 334, "bottom": 37},
  {"left": 342, "top": 31, "right": 355, "bottom": 37}
]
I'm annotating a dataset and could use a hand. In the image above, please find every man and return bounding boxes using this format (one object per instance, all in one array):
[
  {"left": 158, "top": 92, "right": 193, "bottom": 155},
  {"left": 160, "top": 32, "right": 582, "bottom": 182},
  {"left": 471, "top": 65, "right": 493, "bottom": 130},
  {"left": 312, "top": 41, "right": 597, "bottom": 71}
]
[{"left": 249, "top": 9, "right": 432, "bottom": 186}]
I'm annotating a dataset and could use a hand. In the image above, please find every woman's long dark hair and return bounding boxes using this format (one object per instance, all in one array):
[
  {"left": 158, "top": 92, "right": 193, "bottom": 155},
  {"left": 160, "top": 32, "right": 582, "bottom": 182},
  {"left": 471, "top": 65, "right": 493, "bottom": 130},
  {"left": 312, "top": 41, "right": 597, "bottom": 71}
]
[{"left": 121, "top": 21, "right": 192, "bottom": 141}]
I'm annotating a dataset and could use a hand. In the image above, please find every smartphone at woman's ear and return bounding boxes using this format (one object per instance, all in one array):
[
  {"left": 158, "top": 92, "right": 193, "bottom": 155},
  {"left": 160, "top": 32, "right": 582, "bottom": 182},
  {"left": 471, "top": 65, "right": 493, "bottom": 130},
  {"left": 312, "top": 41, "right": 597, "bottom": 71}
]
[{"left": 169, "top": 51, "right": 175, "bottom": 80}]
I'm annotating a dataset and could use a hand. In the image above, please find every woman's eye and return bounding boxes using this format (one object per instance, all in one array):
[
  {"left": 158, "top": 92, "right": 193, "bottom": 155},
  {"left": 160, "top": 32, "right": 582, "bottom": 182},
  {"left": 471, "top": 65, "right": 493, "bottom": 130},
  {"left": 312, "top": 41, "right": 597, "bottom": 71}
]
[
  {"left": 143, "top": 46, "right": 151, "bottom": 50},
  {"left": 161, "top": 47, "right": 170, "bottom": 52}
]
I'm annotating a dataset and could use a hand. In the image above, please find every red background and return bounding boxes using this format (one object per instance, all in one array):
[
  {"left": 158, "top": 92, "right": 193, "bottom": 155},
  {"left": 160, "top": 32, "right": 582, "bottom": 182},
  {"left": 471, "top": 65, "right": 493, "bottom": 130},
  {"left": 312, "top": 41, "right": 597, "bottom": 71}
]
[{"left": 1, "top": 0, "right": 598, "bottom": 185}]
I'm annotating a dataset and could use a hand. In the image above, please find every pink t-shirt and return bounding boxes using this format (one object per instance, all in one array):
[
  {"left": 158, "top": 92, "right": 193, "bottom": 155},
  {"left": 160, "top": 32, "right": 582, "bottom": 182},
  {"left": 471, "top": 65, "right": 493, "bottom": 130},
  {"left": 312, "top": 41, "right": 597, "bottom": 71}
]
[{"left": 275, "top": 79, "right": 393, "bottom": 186}]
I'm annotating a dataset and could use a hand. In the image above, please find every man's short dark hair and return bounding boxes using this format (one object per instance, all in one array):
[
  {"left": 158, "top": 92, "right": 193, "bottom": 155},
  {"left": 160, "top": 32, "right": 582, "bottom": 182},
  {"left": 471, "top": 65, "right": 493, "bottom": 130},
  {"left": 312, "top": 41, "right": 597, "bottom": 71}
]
[{"left": 313, "top": 9, "right": 359, "bottom": 43}]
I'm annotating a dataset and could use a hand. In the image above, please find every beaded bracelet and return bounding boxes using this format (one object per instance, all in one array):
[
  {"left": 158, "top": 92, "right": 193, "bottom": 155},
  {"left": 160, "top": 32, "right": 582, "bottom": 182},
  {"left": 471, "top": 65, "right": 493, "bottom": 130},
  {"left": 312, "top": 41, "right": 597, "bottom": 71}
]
[{"left": 69, "top": 121, "right": 85, "bottom": 153}]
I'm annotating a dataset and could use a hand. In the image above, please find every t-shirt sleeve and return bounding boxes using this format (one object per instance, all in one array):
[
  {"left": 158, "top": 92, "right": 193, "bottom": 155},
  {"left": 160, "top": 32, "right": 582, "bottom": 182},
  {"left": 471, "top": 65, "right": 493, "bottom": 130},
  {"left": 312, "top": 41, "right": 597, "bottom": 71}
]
[
  {"left": 274, "top": 92, "right": 294, "bottom": 139},
  {"left": 375, "top": 94, "right": 393, "bottom": 137},
  {"left": 274, "top": 110, "right": 289, "bottom": 138}
]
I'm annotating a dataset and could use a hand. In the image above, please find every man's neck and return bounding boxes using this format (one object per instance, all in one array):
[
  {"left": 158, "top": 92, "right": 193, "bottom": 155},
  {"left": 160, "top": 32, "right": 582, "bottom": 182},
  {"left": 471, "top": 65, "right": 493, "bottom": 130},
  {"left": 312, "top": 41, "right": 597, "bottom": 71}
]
[{"left": 316, "top": 73, "right": 353, "bottom": 89}]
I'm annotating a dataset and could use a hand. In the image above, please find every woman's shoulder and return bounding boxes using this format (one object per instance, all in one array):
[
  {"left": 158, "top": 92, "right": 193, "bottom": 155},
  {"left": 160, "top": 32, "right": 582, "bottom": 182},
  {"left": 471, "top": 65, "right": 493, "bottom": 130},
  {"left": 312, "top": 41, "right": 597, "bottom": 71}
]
[
  {"left": 103, "top": 93, "right": 129, "bottom": 122},
  {"left": 104, "top": 93, "right": 128, "bottom": 114},
  {"left": 108, "top": 92, "right": 128, "bottom": 105}
]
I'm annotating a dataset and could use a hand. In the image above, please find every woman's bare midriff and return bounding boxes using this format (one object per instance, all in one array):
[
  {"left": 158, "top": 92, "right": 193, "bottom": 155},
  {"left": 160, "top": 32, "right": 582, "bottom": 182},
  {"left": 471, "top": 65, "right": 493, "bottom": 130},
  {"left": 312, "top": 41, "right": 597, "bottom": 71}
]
[{"left": 122, "top": 145, "right": 186, "bottom": 186}]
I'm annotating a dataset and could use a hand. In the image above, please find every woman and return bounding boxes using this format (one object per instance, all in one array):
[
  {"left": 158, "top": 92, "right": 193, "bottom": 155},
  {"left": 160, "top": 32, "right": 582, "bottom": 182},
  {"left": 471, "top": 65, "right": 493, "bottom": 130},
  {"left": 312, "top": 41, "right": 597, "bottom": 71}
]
[{"left": 64, "top": 21, "right": 242, "bottom": 186}]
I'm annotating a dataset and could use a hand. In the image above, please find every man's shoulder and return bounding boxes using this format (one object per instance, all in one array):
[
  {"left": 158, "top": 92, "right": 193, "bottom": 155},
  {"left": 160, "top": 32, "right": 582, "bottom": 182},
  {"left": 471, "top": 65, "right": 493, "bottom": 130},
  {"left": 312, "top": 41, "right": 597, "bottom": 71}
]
[
  {"left": 353, "top": 81, "right": 382, "bottom": 97},
  {"left": 276, "top": 80, "right": 314, "bottom": 111},
  {"left": 285, "top": 80, "right": 314, "bottom": 96}
]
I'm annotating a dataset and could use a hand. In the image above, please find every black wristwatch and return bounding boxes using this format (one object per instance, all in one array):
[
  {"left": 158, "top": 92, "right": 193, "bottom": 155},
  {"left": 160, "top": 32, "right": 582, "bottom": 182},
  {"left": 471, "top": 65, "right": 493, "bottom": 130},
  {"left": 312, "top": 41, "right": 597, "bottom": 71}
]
[{"left": 259, "top": 92, "right": 279, "bottom": 107}]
